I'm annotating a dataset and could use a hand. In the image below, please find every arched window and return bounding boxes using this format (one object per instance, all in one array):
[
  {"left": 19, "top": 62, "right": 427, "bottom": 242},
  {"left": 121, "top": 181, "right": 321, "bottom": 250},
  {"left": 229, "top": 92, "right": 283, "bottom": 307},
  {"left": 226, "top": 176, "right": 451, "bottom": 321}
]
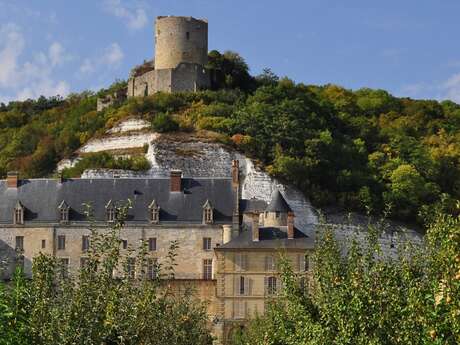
[
  {"left": 14, "top": 201, "right": 24, "bottom": 225},
  {"left": 58, "top": 200, "right": 70, "bottom": 223},
  {"left": 148, "top": 199, "right": 160, "bottom": 224},
  {"left": 106, "top": 200, "right": 115, "bottom": 222},
  {"left": 202, "top": 200, "right": 213, "bottom": 224}
]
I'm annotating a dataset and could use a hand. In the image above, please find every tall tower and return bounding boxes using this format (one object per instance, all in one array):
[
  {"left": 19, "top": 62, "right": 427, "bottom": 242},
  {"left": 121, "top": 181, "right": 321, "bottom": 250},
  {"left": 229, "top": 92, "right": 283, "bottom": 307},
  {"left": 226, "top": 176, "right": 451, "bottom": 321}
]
[
  {"left": 154, "top": 16, "right": 208, "bottom": 70},
  {"left": 127, "top": 15, "right": 210, "bottom": 98}
]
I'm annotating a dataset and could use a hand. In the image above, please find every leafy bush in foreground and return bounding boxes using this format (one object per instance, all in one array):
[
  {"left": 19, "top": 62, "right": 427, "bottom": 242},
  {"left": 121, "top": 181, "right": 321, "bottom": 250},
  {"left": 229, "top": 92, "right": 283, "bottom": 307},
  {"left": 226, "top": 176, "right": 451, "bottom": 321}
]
[
  {"left": 235, "top": 208, "right": 460, "bottom": 345},
  {"left": 0, "top": 202, "right": 212, "bottom": 345}
]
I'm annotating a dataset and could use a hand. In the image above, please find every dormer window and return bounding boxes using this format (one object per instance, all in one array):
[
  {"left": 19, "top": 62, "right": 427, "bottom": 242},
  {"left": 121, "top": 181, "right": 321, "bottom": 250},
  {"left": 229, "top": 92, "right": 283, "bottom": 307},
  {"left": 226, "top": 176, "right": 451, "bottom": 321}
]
[
  {"left": 58, "top": 200, "right": 70, "bottom": 223},
  {"left": 148, "top": 199, "right": 160, "bottom": 224},
  {"left": 202, "top": 200, "right": 213, "bottom": 224},
  {"left": 14, "top": 201, "right": 24, "bottom": 225},
  {"left": 106, "top": 200, "right": 116, "bottom": 222}
]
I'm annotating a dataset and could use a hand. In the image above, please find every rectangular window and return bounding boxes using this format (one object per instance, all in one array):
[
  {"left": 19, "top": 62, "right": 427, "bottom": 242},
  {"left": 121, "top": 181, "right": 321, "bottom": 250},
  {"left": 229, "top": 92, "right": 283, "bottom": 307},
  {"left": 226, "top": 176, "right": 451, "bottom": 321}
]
[
  {"left": 265, "top": 276, "right": 278, "bottom": 295},
  {"left": 60, "top": 208, "right": 68, "bottom": 222},
  {"left": 14, "top": 209, "right": 23, "bottom": 225},
  {"left": 298, "top": 254, "right": 309, "bottom": 272},
  {"left": 237, "top": 276, "right": 250, "bottom": 296},
  {"left": 121, "top": 239, "right": 128, "bottom": 249},
  {"left": 203, "top": 259, "right": 212, "bottom": 280},
  {"left": 15, "top": 236, "right": 24, "bottom": 251},
  {"left": 265, "top": 255, "right": 275, "bottom": 271},
  {"left": 80, "top": 257, "right": 89, "bottom": 268},
  {"left": 234, "top": 300, "right": 247, "bottom": 319},
  {"left": 203, "top": 237, "right": 211, "bottom": 251},
  {"left": 186, "top": 31, "right": 190, "bottom": 40},
  {"left": 127, "top": 258, "right": 135, "bottom": 279},
  {"left": 41, "top": 239, "right": 46, "bottom": 249},
  {"left": 57, "top": 235, "right": 66, "bottom": 250},
  {"left": 82, "top": 235, "right": 90, "bottom": 252},
  {"left": 107, "top": 208, "right": 115, "bottom": 222},
  {"left": 148, "top": 258, "right": 158, "bottom": 280},
  {"left": 59, "top": 258, "right": 69, "bottom": 278},
  {"left": 148, "top": 237, "right": 157, "bottom": 251},
  {"left": 235, "top": 253, "right": 248, "bottom": 271}
]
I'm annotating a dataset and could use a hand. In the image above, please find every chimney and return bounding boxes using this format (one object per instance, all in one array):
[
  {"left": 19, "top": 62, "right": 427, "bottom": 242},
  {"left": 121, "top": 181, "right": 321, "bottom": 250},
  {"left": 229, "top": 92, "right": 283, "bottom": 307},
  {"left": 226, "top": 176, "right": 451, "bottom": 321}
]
[
  {"left": 170, "top": 170, "right": 182, "bottom": 192},
  {"left": 252, "top": 213, "right": 259, "bottom": 242},
  {"left": 287, "top": 212, "right": 295, "bottom": 239},
  {"left": 223, "top": 224, "right": 232, "bottom": 244},
  {"left": 231, "top": 160, "right": 239, "bottom": 187},
  {"left": 7, "top": 171, "right": 18, "bottom": 188}
]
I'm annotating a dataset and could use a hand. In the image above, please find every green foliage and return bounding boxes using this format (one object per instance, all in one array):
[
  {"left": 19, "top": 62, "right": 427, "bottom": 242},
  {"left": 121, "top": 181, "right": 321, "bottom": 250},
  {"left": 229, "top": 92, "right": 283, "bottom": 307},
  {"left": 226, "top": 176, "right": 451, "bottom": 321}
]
[
  {"left": 235, "top": 209, "right": 460, "bottom": 345},
  {"left": 0, "top": 202, "right": 213, "bottom": 345},
  {"left": 151, "top": 113, "right": 180, "bottom": 133},
  {"left": 1, "top": 52, "right": 460, "bottom": 223},
  {"left": 207, "top": 50, "right": 256, "bottom": 91},
  {"left": 61, "top": 152, "right": 151, "bottom": 178}
]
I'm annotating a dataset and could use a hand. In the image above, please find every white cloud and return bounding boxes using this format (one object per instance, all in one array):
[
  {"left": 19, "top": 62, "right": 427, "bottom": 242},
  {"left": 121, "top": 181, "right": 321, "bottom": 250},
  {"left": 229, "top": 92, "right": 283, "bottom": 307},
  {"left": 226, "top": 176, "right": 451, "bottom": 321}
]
[
  {"left": 443, "top": 73, "right": 460, "bottom": 103},
  {"left": 103, "top": 0, "right": 148, "bottom": 30},
  {"left": 0, "top": 23, "right": 24, "bottom": 87},
  {"left": 49, "top": 42, "right": 71, "bottom": 67},
  {"left": 104, "top": 43, "right": 124, "bottom": 66},
  {"left": 79, "top": 43, "right": 124, "bottom": 76},
  {"left": 0, "top": 23, "right": 70, "bottom": 102}
]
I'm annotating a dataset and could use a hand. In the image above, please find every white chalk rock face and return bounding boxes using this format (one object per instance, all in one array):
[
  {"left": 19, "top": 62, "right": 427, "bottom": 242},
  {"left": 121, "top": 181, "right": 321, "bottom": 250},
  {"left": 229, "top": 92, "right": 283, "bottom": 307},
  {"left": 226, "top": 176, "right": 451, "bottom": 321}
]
[
  {"left": 58, "top": 119, "right": 318, "bottom": 236},
  {"left": 59, "top": 118, "right": 423, "bottom": 248}
]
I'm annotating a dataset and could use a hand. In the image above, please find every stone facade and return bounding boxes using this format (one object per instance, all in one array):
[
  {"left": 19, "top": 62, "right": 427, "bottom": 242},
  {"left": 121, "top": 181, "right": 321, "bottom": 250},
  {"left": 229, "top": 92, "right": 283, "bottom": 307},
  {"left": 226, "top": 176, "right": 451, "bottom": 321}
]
[
  {"left": 215, "top": 250, "right": 312, "bottom": 341},
  {"left": 127, "top": 16, "right": 211, "bottom": 97},
  {"left": 96, "top": 89, "right": 127, "bottom": 112},
  {"left": 0, "top": 164, "right": 315, "bottom": 344}
]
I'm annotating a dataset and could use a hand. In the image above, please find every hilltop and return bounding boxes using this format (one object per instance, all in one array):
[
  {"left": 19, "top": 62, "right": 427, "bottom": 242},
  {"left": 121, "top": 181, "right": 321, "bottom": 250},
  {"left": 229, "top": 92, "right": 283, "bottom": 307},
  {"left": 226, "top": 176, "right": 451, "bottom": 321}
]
[{"left": 0, "top": 51, "right": 459, "bottom": 225}]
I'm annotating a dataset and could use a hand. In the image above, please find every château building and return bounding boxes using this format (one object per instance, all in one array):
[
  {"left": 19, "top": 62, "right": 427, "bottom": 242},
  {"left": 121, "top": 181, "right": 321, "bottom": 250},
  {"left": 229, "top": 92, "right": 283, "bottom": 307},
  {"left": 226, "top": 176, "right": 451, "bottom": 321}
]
[{"left": 0, "top": 161, "right": 313, "bottom": 344}]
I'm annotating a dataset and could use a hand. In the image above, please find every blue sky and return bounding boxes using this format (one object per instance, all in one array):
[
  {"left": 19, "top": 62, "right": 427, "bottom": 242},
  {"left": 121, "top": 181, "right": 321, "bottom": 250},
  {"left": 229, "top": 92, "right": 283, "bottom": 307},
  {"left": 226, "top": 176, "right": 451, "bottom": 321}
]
[{"left": 1, "top": 0, "right": 460, "bottom": 103}]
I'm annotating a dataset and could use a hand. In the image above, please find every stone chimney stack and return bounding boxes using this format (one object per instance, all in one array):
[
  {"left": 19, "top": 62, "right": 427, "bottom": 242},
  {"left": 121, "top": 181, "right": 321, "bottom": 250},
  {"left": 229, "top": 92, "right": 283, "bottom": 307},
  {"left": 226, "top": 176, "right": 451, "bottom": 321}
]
[
  {"left": 170, "top": 170, "right": 182, "bottom": 192},
  {"left": 252, "top": 213, "right": 259, "bottom": 242},
  {"left": 7, "top": 171, "right": 19, "bottom": 188},
  {"left": 287, "top": 212, "right": 295, "bottom": 239},
  {"left": 223, "top": 224, "right": 232, "bottom": 244},
  {"left": 231, "top": 160, "right": 239, "bottom": 187}
]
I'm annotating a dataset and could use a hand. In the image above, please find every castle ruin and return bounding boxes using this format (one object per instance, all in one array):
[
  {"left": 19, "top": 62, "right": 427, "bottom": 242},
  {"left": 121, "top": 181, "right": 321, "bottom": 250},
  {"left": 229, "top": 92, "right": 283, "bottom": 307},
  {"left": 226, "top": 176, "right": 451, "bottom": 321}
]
[{"left": 127, "top": 16, "right": 211, "bottom": 97}]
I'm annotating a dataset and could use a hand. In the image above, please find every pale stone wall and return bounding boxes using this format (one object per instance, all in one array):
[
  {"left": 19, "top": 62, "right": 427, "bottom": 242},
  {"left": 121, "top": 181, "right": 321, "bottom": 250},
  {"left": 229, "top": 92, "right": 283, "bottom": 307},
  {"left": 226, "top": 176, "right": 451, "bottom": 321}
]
[
  {"left": 128, "top": 70, "right": 156, "bottom": 97},
  {"left": 170, "top": 63, "right": 210, "bottom": 92},
  {"left": 0, "top": 224, "right": 229, "bottom": 280},
  {"left": 154, "top": 16, "right": 208, "bottom": 70},
  {"left": 215, "top": 249, "right": 312, "bottom": 343},
  {"left": 0, "top": 226, "right": 54, "bottom": 277}
]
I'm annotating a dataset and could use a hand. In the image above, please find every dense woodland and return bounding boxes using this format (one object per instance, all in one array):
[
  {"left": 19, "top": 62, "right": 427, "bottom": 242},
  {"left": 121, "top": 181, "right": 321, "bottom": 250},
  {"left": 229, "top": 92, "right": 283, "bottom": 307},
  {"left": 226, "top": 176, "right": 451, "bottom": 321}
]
[{"left": 0, "top": 50, "right": 459, "bottom": 224}]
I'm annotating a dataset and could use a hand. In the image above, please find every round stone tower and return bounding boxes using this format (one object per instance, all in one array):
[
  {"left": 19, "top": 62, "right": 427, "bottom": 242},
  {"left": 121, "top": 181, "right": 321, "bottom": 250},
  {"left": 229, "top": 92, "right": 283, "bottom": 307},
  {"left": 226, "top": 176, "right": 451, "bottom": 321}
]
[{"left": 154, "top": 16, "right": 208, "bottom": 70}]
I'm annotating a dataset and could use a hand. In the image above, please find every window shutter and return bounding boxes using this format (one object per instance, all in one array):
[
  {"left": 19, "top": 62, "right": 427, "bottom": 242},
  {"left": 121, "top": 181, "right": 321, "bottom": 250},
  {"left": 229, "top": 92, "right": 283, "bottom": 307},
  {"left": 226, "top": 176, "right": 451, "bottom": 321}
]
[
  {"left": 265, "top": 256, "right": 269, "bottom": 271},
  {"left": 242, "top": 254, "right": 248, "bottom": 271},
  {"left": 244, "top": 276, "right": 250, "bottom": 296},
  {"left": 235, "top": 253, "right": 240, "bottom": 271},
  {"left": 264, "top": 276, "right": 268, "bottom": 295}
]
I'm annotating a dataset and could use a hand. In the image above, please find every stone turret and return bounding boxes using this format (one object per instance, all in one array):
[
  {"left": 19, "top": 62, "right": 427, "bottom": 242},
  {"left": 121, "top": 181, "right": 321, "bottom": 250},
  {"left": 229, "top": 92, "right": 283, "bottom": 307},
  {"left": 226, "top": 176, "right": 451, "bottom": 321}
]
[
  {"left": 263, "top": 190, "right": 292, "bottom": 227},
  {"left": 154, "top": 16, "right": 208, "bottom": 70}
]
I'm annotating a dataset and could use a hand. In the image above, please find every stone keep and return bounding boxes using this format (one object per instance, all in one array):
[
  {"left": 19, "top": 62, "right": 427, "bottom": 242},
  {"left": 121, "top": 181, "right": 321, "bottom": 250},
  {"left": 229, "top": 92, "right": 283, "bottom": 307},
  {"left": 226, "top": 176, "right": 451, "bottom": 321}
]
[{"left": 127, "top": 16, "right": 211, "bottom": 97}]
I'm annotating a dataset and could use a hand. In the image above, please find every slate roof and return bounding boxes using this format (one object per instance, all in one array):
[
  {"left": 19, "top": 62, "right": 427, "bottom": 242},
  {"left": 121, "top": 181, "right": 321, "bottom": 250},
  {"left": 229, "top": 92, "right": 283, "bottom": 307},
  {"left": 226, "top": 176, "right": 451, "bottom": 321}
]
[
  {"left": 239, "top": 198, "right": 267, "bottom": 214},
  {"left": 217, "top": 226, "right": 315, "bottom": 250},
  {"left": 0, "top": 178, "right": 235, "bottom": 224},
  {"left": 265, "top": 190, "right": 292, "bottom": 213}
]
